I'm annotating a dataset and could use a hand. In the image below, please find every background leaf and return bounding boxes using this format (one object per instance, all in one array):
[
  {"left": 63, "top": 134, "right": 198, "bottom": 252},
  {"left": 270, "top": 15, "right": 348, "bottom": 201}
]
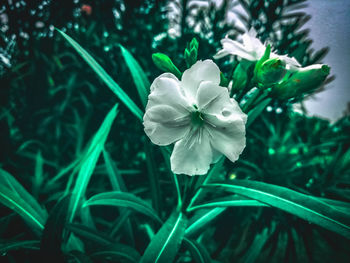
[
  {"left": 68, "top": 104, "right": 118, "bottom": 223},
  {"left": 204, "top": 180, "right": 350, "bottom": 239},
  {"left": 140, "top": 212, "right": 187, "bottom": 263},
  {"left": 119, "top": 44, "right": 150, "bottom": 108},
  {"left": 0, "top": 168, "right": 48, "bottom": 235},
  {"left": 56, "top": 29, "right": 143, "bottom": 120},
  {"left": 83, "top": 191, "right": 162, "bottom": 224}
]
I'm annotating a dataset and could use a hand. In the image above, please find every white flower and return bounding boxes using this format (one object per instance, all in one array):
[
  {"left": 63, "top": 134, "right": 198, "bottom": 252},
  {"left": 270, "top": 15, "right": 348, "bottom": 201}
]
[
  {"left": 143, "top": 60, "right": 247, "bottom": 176},
  {"left": 214, "top": 28, "right": 300, "bottom": 68}
]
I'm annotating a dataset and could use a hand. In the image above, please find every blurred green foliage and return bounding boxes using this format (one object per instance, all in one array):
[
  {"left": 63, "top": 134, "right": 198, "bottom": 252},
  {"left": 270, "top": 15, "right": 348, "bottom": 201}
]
[{"left": 0, "top": 0, "right": 349, "bottom": 263}]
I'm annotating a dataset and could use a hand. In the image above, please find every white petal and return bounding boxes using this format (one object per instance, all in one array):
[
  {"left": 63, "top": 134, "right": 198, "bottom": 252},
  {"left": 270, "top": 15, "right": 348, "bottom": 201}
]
[
  {"left": 144, "top": 73, "right": 192, "bottom": 146},
  {"left": 181, "top": 60, "right": 220, "bottom": 103},
  {"left": 170, "top": 128, "right": 213, "bottom": 175},
  {"left": 213, "top": 49, "right": 232, "bottom": 59},
  {"left": 242, "top": 32, "right": 253, "bottom": 51},
  {"left": 147, "top": 73, "right": 191, "bottom": 114},
  {"left": 221, "top": 38, "right": 256, "bottom": 61},
  {"left": 277, "top": 54, "right": 301, "bottom": 67},
  {"left": 143, "top": 105, "right": 191, "bottom": 146},
  {"left": 196, "top": 81, "right": 247, "bottom": 123},
  {"left": 205, "top": 114, "right": 246, "bottom": 163}
]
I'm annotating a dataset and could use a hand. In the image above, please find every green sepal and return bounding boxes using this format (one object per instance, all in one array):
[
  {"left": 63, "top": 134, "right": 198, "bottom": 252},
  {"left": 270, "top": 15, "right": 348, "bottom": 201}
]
[
  {"left": 152, "top": 53, "right": 182, "bottom": 79},
  {"left": 253, "top": 44, "right": 271, "bottom": 84},
  {"left": 256, "top": 57, "right": 287, "bottom": 86}
]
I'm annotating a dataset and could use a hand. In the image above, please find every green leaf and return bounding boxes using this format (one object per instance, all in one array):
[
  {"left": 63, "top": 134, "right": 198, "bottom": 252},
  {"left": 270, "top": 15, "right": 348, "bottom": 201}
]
[
  {"left": 187, "top": 157, "right": 225, "bottom": 211},
  {"left": 56, "top": 29, "right": 143, "bottom": 120},
  {"left": 103, "top": 149, "right": 127, "bottom": 192},
  {"left": 41, "top": 195, "right": 71, "bottom": 262},
  {"left": 204, "top": 180, "right": 350, "bottom": 239},
  {"left": 68, "top": 104, "right": 119, "bottom": 223},
  {"left": 66, "top": 223, "right": 115, "bottom": 246},
  {"left": 67, "top": 251, "right": 93, "bottom": 263},
  {"left": 241, "top": 227, "right": 271, "bottom": 263},
  {"left": 185, "top": 208, "right": 225, "bottom": 238},
  {"left": 145, "top": 141, "right": 162, "bottom": 214},
  {"left": 83, "top": 191, "right": 162, "bottom": 224},
  {"left": 140, "top": 212, "right": 187, "bottom": 263},
  {"left": 119, "top": 44, "right": 150, "bottom": 108},
  {"left": 246, "top": 98, "right": 272, "bottom": 127},
  {"left": 0, "top": 169, "right": 48, "bottom": 235},
  {"left": 188, "top": 196, "right": 267, "bottom": 212},
  {"left": 67, "top": 223, "right": 141, "bottom": 263},
  {"left": 90, "top": 244, "right": 141, "bottom": 263},
  {"left": 182, "top": 238, "right": 212, "bottom": 263},
  {"left": 103, "top": 149, "right": 134, "bottom": 245},
  {"left": 32, "top": 150, "right": 44, "bottom": 198},
  {"left": 0, "top": 240, "right": 40, "bottom": 254}
]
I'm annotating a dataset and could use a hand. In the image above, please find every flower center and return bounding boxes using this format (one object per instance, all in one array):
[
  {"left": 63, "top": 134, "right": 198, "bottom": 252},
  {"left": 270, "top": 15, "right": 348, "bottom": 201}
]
[{"left": 191, "top": 105, "right": 204, "bottom": 128}]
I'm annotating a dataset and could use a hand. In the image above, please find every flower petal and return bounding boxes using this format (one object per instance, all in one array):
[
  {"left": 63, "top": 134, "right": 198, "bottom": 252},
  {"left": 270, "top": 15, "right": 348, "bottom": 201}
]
[
  {"left": 205, "top": 114, "right": 246, "bottom": 163},
  {"left": 275, "top": 54, "right": 301, "bottom": 68},
  {"left": 144, "top": 73, "right": 192, "bottom": 146},
  {"left": 170, "top": 128, "right": 213, "bottom": 175},
  {"left": 147, "top": 73, "right": 191, "bottom": 114},
  {"left": 181, "top": 60, "right": 220, "bottom": 103},
  {"left": 196, "top": 81, "right": 247, "bottom": 124},
  {"left": 216, "top": 37, "right": 257, "bottom": 61},
  {"left": 143, "top": 105, "right": 191, "bottom": 146}
]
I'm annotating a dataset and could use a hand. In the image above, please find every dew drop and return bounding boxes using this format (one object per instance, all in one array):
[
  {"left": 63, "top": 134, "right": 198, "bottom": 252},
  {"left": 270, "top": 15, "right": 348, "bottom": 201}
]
[{"left": 222, "top": 108, "right": 232, "bottom": 117}]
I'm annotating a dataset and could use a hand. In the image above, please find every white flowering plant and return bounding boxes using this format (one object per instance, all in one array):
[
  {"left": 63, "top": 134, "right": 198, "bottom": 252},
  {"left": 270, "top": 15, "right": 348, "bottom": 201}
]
[{"left": 1, "top": 2, "right": 349, "bottom": 262}]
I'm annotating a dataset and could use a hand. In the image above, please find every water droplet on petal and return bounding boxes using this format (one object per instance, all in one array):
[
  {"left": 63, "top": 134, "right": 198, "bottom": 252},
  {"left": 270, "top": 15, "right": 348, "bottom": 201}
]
[{"left": 222, "top": 108, "right": 232, "bottom": 117}]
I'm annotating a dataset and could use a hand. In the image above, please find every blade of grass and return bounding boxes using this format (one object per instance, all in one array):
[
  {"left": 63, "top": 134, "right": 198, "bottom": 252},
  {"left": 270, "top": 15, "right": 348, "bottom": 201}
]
[
  {"left": 68, "top": 104, "right": 119, "bottom": 223},
  {"left": 119, "top": 44, "right": 150, "bottom": 108},
  {"left": 0, "top": 169, "right": 48, "bottom": 235},
  {"left": 56, "top": 29, "right": 143, "bottom": 120},
  {"left": 205, "top": 180, "right": 350, "bottom": 239}
]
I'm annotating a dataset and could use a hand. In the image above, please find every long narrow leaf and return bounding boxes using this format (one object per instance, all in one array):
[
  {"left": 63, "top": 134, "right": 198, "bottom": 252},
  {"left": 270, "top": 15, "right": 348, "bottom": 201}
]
[
  {"left": 56, "top": 29, "right": 143, "bottom": 120},
  {"left": 140, "top": 212, "right": 187, "bottom": 263},
  {"left": 145, "top": 141, "right": 162, "bottom": 214},
  {"left": 68, "top": 104, "right": 119, "bottom": 223},
  {"left": 246, "top": 98, "right": 271, "bottom": 127},
  {"left": 0, "top": 169, "right": 48, "bottom": 235},
  {"left": 90, "top": 244, "right": 141, "bottom": 263},
  {"left": 204, "top": 180, "right": 350, "bottom": 239},
  {"left": 188, "top": 196, "right": 267, "bottom": 212},
  {"left": 182, "top": 238, "right": 212, "bottom": 263},
  {"left": 185, "top": 208, "right": 225, "bottom": 238},
  {"left": 83, "top": 191, "right": 162, "bottom": 224},
  {"left": 103, "top": 149, "right": 134, "bottom": 245},
  {"left": 119, "top": 44, "right": 150, "bottom": 108},
  {"left": 41, "top": 195, "right": 71, "bottom": 261},
  {"left": 0, "top": 240, "right": 40, "bottom": 254}
]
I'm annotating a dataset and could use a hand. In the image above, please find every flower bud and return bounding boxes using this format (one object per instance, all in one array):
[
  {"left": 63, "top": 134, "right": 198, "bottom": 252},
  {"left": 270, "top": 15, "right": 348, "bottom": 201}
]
[
  {"left": 271, "top": 64, "right": 330, "bottom": 100},
  {"left": 185, "top": 37, "right": 199, "bottom": 68},
  {"left": 256, "top": 57, "right": 287, "bottom": 85},
  {"left": 152, "top": 53, "right": 182, "bottom": 79}
]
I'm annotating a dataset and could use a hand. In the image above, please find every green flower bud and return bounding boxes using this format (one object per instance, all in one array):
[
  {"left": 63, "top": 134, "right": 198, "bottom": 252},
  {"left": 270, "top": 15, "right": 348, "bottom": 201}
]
[
  {"left": 152, "top": 53, "right": 182, "bottom": 79},
  {"left": 256, "top": 57, "right": 287, "bottom": 85},
  {"left": 189, "top": 37, "right": 199, "bottom": 50},
  {"left": 185, "top": 37, "right": 199, "bottom": 68},
  {"left": 272, "top": 64, "right": 330, "bottom": 100}
]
